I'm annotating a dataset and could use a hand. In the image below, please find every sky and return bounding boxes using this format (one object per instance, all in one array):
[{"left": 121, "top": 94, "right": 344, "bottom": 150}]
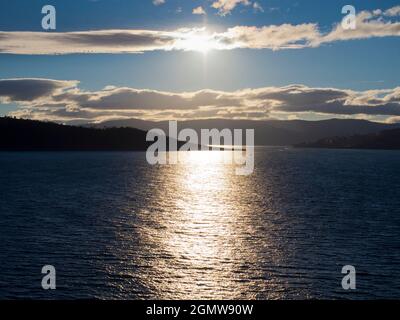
[{"left": 0, "top": 0, "right": 400, "bottom": 123}]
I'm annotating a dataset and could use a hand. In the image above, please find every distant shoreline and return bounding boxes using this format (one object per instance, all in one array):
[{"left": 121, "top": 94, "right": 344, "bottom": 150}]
[{"left": 294, "top": 128, "right": 400, "bottom": 150}]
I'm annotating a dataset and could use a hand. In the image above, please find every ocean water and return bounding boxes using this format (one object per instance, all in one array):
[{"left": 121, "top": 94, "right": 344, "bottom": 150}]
[{"left": 0, "top": 148, "right": 399, "bottom": 299}]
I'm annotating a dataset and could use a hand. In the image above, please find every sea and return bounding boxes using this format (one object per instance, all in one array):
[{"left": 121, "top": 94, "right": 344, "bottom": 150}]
[{"left": 0, "top": 148, "right": 399, "bottom": 299}]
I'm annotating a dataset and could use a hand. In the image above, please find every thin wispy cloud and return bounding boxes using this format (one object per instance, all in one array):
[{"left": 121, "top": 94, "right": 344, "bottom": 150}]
[
  {"left": 2, "top": 78, "right": 400, "bottom": 123},
  {"left": 0, "top": 30, "right": 179, "bottom": 54},
  {"left": 253, "top": 2, "right": 264, "bottom": 13}
]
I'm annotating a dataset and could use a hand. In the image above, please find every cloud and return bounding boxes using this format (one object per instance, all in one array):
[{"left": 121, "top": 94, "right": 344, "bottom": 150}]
[
  {"left": 0, "top": 6, "right": 399, "bottom": 54},
  {"left": 386, "top": 116, "right": 400, "bottom": 123},
  {"left": 211, "top": 0, "right": 251, "bottom": 16},
  {"left": 57, "top": 87, "right": 243, "bottom": 110},
  {"left": 265, "top": 85, "right": 400, "bottom": 116},
  {"left": 3, "top": 78, "right": 400, "bottom": 123},
  {"left": 0, "top": 78, "right": 78, "bottom": 102},
  {"left": 193, "top": 6, "right": 206, "bottom": 15},
  {"left": 253, "top": 2, "right": 264, "bottom": 13},
  {"left": 0, "top": 30, "right": 179, "bottom": 54},
  {"left": 152, "top": 0, "right": 165, "bottom": 6},
  {"left": 315, "top": 9, "right": 400, "bottom": 46},
  {"left": 384, "top": 6, "right": 400, "bottom": 16},
  {"left": 215, "top": 24, "right": 319, "bottom": 50}
]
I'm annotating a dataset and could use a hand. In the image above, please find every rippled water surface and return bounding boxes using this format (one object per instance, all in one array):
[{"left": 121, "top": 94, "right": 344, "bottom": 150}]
[{"left": 1, "top": 148, "right": 400, "bottom": 299}]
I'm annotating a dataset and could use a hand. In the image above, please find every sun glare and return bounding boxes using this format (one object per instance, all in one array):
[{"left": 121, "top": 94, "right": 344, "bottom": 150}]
[{"left": 179, "top": 33, "right": 216, "bottom": 54}]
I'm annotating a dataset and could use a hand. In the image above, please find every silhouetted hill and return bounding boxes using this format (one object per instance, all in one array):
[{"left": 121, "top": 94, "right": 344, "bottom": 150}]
[
  {"left": 3, "top": 117, "right": 400, "bottom": 151},
  {"left": 295, "top": 128, "right": 400, "bottom": 150},
  {"left": 0, "top": 117, "right": 151, "bottom": 151},
  {"left": 93, "top": 118, "right": 400, "bottom": 146}
]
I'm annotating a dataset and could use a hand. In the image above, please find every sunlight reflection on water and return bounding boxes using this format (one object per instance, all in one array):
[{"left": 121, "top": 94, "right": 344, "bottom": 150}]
[{"left": 130, "top": 151, "right": 281, "bottom": 299}]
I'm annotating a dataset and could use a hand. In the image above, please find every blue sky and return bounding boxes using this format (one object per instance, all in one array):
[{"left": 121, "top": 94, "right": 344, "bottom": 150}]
[{"left": 0, "top": 0, "right": 400, "bottom": 122}]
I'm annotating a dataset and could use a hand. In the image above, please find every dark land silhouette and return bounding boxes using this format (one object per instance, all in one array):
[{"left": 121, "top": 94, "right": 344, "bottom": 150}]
[
  {"left": 0, "top": 117, "right": 151, "bottom": 151},
  {"left": 295, "top": 128, "right": 400, "bottom": 150},
  {"left": 2, "top": 117, "right": 400, "bottom": 151},
  {"left": 92, "top": 118, "right": 400, "bottom": 146}
]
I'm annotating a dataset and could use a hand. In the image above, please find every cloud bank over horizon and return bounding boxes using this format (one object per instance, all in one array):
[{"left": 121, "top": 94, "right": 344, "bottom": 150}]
[
  {"left": 1, "top": 78, "right": 400, "bottom": 124},
  {"left": 0, "top": 6, "right": 399, "bottom": 54}
]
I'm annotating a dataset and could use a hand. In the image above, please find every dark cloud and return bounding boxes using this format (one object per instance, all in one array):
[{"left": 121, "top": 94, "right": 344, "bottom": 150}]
[
  {"left": 255, "top": 86, "right": 349, "bottom": 107},
  {"left": 62, "top": 32, "right": 175, "bottom": 48},
  {"left": 53, "top": 88, "right": 243, "bottom": 110},
  {"left": 0, "top": 79, "right": 76, "bottom": 101}
]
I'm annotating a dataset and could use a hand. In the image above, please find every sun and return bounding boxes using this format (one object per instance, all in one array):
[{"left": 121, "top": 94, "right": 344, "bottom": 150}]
[{"left": 179, "top": 33, "right": 216, "bottom": 54}]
